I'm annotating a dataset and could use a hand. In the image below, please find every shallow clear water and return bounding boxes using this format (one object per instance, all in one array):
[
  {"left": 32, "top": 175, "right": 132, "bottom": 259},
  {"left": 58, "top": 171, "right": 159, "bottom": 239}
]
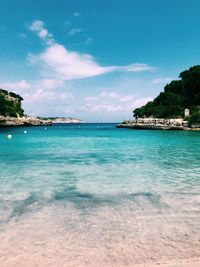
[{"left": 0, "top": 124, "right": 200, "bottom": 266}]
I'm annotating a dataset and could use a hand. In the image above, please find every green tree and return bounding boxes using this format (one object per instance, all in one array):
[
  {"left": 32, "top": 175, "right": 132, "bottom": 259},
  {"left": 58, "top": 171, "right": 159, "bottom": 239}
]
[
  {"left": 133, "top": 65, "right": 200, "bottom": 118},
  {"left": 0, "top": 89, "right": 24, "bottom": 117}
]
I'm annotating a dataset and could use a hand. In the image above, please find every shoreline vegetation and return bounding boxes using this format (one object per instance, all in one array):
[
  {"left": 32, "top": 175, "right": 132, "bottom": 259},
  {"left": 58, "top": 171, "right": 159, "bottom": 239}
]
[{"left": 118, "top": 65, "right": 200, "bottom": 131}]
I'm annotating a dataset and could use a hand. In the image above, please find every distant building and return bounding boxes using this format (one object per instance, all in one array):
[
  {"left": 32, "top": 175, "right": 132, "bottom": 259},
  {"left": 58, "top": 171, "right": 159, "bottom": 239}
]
[{"left": 184, "top": 109, "right": 190, "bottom": 118}]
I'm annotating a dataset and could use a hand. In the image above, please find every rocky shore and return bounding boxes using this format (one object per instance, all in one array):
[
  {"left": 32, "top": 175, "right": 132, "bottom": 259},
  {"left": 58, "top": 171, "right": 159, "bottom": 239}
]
[
  {"left": 0, "top": 116, "right": 52, "bottom": 127},
  {"left": 117, "top": 118, "right": 200, "bottom": 131}
]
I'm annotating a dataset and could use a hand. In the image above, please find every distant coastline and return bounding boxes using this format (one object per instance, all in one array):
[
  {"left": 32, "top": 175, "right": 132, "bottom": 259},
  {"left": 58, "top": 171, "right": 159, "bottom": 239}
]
[{"left": 39, "top": 117, "right": 84, "bottom": 124}]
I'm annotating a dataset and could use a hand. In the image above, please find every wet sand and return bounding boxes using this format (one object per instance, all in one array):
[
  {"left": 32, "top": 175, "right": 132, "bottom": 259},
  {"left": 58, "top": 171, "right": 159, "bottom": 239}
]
[{"left": 0, "top": 205, "right": 200, "bottom": 267}]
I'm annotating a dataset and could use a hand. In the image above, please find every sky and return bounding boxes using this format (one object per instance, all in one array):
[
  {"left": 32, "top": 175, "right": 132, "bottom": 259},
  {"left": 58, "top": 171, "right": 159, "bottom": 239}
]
[{"left": 0, "top": 0, "right": 200, "bottom": 122}]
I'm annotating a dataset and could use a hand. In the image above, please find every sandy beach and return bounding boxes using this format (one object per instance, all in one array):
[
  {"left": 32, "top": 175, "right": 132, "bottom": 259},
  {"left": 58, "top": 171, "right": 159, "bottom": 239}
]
[{"left": 1, "top": 201, "right": 200, "bottom": 267}]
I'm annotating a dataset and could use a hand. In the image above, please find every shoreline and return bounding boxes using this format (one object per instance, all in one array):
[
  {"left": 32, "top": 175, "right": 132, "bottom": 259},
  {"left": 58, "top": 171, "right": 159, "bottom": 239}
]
[
  {"left": 0, "top": 115, "right": 52, "bottom": 127},
  {"left": 117, "top": 123, "right": 200, "bottom": 131},
  {"left": 116, "top": 118, "right": 200, "bottom": 131},
  {"left": 0, "top": 116, "right": 84, "bottom": 127}
]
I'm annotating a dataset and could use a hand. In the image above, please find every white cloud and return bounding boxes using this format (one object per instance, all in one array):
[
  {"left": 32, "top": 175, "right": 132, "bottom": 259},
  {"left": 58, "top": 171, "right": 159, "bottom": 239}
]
[
  {"left": 24, "top": 89, "right": 74, "bottom": 104},
  {"left": 0, "top": 78, "right": 74, "bottom": 117},
  {"left": 91, "top": 91, "right": 135, "bottom": 102},
  {"left": 84, "top": 103, "right": 126, "bottom": 112},
  {"left": 84, "top": 96, "right": 98, "bottom": 101},
  {"left": 64, "top": 20, "right": 71, "bottom": 28},
  {"left": 68, "top": 28, "right": 83, "bottom": 35},
  {"left": 29, "top": 20, "right": 54, "bottom": 45},
  {"left": 0, "top": 79, "right": 64, "bottom": 92},
  {"left": 22, "top": 88, "right": 75, "bottom": 117},
  {"left": 99, "top": 91, "right": 119, "bottom": 99},
  {"left": 83, "top": 91, "right": 152, "bottom": 114},
  {"left": 134, "top": 97, "right": 153, "bottom": 107},
  {"left": 28, "top": 43, "right": 108, "bottom": 80},
  {"left": 17, "top": 33, "right": 27, "bottom": 39},
  {"left": 122, "top": 64, "right": 153, "bottom": 72},
  {"left": 1, "top": 80, "right": 31, "bottom": 90},
  {"left": 28, "top": 20, "right": 153, "bottom": 81},
  {"left": 34, "top": 79, "right": 64, "bottom": 90},
  {"left": 152, "top": 77, "right": 172, "bottom": 84},
  {"left": 28, "top": 44, "right": 153, "bottom": 81},
  {"left": 120, "top": 95, "right": 136, "bottom": 102},
  {"left": 84, "top": 37, "right": 93, "bottom": 45},
  {"left": 73, "top": 12, "right": 80, "bottom": 17}
]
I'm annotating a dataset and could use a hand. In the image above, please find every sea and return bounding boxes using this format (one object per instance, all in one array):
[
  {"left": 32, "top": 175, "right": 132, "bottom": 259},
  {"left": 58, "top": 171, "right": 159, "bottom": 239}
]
[{"left": 0, "top": 123, "right": 200, "bottom": 266}]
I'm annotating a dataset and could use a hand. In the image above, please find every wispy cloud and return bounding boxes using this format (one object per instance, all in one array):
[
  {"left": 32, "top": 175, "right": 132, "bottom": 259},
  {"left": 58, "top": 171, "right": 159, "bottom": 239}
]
[
  {"left": 28, "top": 20, "right": 153, "bottom": 81},
  {"left": 22, "top": 88, "right": 75, "bottom": 117},
  {"left": 83, "top": 91, "right": 152, "bottom": 113},
  {"left": 99, "top": 91, "right": 135, "bottom": 102},
  {"left": 29, "top": 20, "right": 54, "bottom": 45},
  {"left": 1, "top": 78, "right": 64, "bottom": 92},
  {"left": 68, "top": 28, "right": 83, "bottom": 35},
  {"left": 134, "top": 97, "right": 153, "bottom": 106},
  {"left": 152, "top": 77, "right": 172, "bottom": 84},
  {"left": 73, "top": 12, "right": 80, "bottom": 17},
  {"left": 28, "top": 43, "right": 153, "bottom": 81},
  {"left": 16, "top": 32, "right": 28, "bottom": 39},
  {"left": 1, "top": 80, "right": 31, "bottom": 90},
  {"left": 64, "top": 20, "right": 71, "bottom": 28},
  {"left": 84, "top": 37, "right": 93, "bottom": 45}
]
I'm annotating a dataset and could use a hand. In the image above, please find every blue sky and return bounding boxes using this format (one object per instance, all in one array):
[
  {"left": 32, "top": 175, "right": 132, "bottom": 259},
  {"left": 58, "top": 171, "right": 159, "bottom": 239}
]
[{"left": 0, "top": 0, "right": 200, "bottom": 122}]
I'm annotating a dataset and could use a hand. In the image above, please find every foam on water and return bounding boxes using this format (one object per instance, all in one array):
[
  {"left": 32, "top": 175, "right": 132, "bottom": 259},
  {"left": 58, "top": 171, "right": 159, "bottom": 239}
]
[{"left": 0, "top": 124, "right": 200, "bottom": 266}]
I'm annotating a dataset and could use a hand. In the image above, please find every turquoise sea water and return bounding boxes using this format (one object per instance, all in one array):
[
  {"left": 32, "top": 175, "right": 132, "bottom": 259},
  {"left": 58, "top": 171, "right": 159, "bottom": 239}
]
[{"left": 0, "top": 123, "right": 200, "bottom": 266}]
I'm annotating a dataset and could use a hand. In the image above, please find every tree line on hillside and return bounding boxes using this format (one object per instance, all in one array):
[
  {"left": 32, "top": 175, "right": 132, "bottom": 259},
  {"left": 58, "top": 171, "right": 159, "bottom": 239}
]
[
  {"left": 133, "top": 66, "right": 200, "bottom": 119},
  {"left": 0, "top": 89, "right": 24, "bottom": 117}
]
